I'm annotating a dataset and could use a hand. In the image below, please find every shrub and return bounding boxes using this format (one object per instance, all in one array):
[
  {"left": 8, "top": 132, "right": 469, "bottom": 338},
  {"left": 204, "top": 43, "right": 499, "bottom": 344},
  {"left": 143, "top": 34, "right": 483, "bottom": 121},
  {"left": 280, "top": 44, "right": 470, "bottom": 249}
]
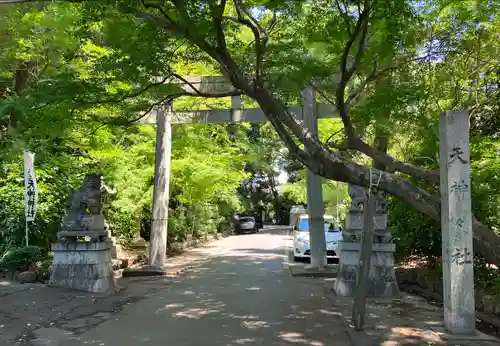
[
  {"left": 36, "top": 252, "right": 53, "bottom": 281},
  {"left": 0, "top": 246, "right": 44, "bottom": 273}
]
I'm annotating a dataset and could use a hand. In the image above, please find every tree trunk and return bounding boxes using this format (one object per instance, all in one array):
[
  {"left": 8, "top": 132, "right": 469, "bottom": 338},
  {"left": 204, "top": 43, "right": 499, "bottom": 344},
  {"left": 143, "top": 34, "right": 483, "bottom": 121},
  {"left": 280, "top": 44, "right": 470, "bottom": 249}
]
[{"left": 10, "top": 62, "right": 37, "bottom": 131}]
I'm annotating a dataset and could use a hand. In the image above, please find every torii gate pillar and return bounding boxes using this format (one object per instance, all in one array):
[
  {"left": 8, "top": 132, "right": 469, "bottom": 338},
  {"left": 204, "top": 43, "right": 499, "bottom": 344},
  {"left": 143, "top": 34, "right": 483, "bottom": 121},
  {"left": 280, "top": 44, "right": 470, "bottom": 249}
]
[
  {"left": 302, "top": 87, "right": 327, "bottom": 268},
  {"left": 148, "top": 108, "right": 172, "bottom": 269}
]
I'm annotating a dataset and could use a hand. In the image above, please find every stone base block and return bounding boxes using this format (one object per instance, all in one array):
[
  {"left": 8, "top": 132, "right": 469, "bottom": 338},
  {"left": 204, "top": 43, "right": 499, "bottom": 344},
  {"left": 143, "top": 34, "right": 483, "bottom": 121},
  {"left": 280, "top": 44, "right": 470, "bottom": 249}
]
[
  {"left": 50, "top": 263, "right": 113, "bottom": 281},
  {"left": 51, "top": 239, "right": 113, "bottom": 252},
  {"left": 49, "top": 240, "right": 116, "bottom": 293},
  {"left": 122, "top": 265, "right": 170, "bottom": 277},
  {"left": 52, "top": 250, "right": 111, "bottom": 265},
  {"left": 430, "top": 327, "right": 498, "bottom": 341},
  {"left": 288, "top": 262, "right": 338, "bottom": 278},
  {"left": 334, "top": 241, "right": 400, "bottom": 298},
  {"left": 129, "top": 238, "right": 148, "bottom": 249},
  {"left": 48, "top": 276, "right": 116, "bottom": 293},
  {"left": 333, "top": 268, "right": 400, "bottom": 297}
]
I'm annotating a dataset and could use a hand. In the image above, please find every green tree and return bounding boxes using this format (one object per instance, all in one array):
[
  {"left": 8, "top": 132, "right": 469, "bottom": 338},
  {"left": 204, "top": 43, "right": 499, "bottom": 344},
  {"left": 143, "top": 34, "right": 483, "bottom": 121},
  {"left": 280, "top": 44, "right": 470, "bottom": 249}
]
[
  {"left": 0, "top": 0, "right": 499, "bottom": 266},
  {"left": 0, "top": 3, "right": 252, "bottom": 252}
]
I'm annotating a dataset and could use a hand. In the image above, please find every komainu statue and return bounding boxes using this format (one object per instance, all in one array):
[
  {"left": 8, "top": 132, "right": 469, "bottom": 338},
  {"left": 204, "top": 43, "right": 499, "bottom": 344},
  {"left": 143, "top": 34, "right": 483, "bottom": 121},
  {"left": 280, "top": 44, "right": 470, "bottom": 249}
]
[{"left": 61, "top": 174, "right": 115, "bottom": 233}]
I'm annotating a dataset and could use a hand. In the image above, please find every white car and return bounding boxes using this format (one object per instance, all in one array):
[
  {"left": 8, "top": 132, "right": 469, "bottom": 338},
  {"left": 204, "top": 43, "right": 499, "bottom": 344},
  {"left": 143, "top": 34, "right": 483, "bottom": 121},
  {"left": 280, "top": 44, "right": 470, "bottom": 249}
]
[{"left": 292, "top": 214, "right": 342, "bottom": 261}]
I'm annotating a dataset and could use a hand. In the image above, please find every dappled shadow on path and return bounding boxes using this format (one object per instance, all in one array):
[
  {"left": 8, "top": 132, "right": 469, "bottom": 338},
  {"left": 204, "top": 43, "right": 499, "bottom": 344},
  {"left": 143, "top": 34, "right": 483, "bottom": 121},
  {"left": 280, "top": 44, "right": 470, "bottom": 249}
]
[
  {"left": 64, "top": 229, "right": 497, "bottom": 346},
  {"left": 154, "top": 248, "right": 350, "bottom": 344},
  {"left": 326, "top": 281, "right": 499, "bottom": 345},
  {"left": 79, "top": 232, "right": 352, "bottom": 345},
  {"left": 327, "top": 292, "right": 448, "bottom": 345}
]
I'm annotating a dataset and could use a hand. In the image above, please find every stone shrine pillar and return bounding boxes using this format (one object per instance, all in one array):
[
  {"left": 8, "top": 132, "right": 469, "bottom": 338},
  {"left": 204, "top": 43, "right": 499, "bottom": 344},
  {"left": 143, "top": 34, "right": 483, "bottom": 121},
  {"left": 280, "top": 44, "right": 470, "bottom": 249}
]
[
  {"left": 439, "top": 110, "right": 475, "bottom": 334},
  {"left": 49, "top": 174, "right": 117, "bottom": 293},
  {"left": 334, "top": 184, "right": 399, "bottom": 297}
]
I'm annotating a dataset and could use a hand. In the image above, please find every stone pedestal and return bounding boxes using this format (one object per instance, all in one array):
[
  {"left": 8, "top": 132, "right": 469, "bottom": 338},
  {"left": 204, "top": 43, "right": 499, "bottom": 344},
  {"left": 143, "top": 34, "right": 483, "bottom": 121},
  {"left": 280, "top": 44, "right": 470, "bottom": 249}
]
[
  {"left": 49, "top": 231, "right": 117, "bottom": 293},
  {"left": 335, "top": 241, "right": 399, "bottom": 297},
  {"left": 334, "top": 186, "right": 399, "bottom": 297}
]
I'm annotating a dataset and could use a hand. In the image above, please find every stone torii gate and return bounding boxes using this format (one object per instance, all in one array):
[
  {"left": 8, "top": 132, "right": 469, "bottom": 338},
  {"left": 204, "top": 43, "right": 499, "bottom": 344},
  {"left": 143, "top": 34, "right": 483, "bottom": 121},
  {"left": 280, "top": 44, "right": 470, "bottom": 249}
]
[{"left": 136, "top": 76, "right": 339, "bottom": 272}]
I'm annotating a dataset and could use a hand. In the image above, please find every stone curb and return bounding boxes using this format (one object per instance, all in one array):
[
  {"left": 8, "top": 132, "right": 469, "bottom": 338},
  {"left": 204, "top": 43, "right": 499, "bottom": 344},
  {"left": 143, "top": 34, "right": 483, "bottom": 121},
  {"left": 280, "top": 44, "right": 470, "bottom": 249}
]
[
  {"left": 399, "top": 282, "right": 500, "bottom": 339},
  {"left": 120, "top": 232, "right": 232, "bottom": 278},
  {"left": 169, "top": 232, "right": 226, "bottom": 252}
]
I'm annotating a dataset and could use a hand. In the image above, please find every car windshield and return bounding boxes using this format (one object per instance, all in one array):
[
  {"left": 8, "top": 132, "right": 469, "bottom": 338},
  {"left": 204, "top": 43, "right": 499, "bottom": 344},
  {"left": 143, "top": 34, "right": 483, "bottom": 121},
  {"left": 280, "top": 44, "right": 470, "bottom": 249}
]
[
  {"left": 297, "top": 218, "right": 339, "bottom": 232},
  {"left": 240, "top": 217, "right": 254, "bottom": 222}
]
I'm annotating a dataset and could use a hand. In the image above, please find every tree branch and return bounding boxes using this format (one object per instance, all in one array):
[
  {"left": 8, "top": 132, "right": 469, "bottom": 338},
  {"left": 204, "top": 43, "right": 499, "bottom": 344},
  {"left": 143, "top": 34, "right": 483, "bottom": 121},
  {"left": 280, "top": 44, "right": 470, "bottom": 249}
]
[
  {"left": 232, "top": 0, "right": 268, "bottom": 88},
  {"left": 335, "top": 0, "right": 353, "bottom": 37},
  {"left": 351, "top": 137, "right": 440, "bottom": 183},
  {"left": 122, "top": 2, "right": 219, "bottom": 61},
  {"left": 231, "top": 2, "right": 256, "bottom": 85},
  {"left": 234, "top": 0, "right": 264, "bottom": 33},
  {"left": 316, "top": 83, "right": 440, "bottom": 182},
  {"left": 77, "top": 76, "right": 242, "bottom": 110},
  {"left": 96, "top": 95, "right": 176, "bottom": 127},
  {"left": 142, "top": 0, "right": 175, "bottom": 23},
  {"left": 169, "top": 0, "right": 189, "bottom": 21},
  {"left": 312, "top": 0, "right": 440, "bottom": 183},
  {"left": 95, "top": 82, "right": 242, "bottom": 127},
  {"left": 79, "top": 75, "right": 175, "bottom": 107},
  {"left": 120, "top": 5, "right": 178, "bottom": 33},
  {"left": 212, "top": 0, "right": 228, "bottom": 52},
  {"left": 345, "top": 57, "right": 377, "bottom": 104},
  {"left": 266, "top": 113, "right": 312, "bottom": 168},
  {"left": 324, "top": 128, "right": 347, "bottom": 150},
  {"left": 336, "top": 0, "right": 371, "bottom": 140},
  {"left": 346, "top": 52, "right": 448, "bottom": 105}
]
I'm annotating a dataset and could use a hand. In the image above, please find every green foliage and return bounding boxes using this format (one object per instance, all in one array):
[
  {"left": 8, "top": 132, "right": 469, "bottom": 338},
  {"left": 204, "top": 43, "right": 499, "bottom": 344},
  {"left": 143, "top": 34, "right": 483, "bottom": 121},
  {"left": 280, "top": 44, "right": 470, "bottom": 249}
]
[
  {"left": 0, "top": 123, "right": 248, "bottom": 249},
  {"left": 0, "top": 2, "right": 251, "bottom": 249},
  {"left": 388, "top": 197, "right": 441, "bottom": 261},
  {"left": 282, "top": 173, "right": 348, "bottom": 222},
  {"left": 473, "top": 255, "right": 500, "bottom": 292},
  {"left": 0, "top": 0, "right": 498, "bottom": 290},
  {"left": 36, "top": 252, "right": 53, "bottom": 280},
  {"left": 0, "top": 153, "right": 83, "bottom": 252},
  {"left": 470, "top": 138, "right": 500, "bottom": 231},
  {"left": 0, "top": 245, "right": 43, "bottom": 273}
]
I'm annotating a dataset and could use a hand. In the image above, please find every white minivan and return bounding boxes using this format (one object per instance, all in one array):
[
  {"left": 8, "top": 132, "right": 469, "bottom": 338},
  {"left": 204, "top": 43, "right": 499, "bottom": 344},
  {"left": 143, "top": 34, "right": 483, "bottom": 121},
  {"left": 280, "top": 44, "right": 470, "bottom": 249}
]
[{"left": 292, "top": 214, "right": 342, "bottom": 262}]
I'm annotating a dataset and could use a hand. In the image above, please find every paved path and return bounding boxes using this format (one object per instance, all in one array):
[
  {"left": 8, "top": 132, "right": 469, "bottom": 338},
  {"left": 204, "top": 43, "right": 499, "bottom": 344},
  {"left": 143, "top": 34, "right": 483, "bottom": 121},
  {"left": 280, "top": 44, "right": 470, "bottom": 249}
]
[
  {"left": 58, "top": 226, "right": 351, "bottom": 345},
  {"left": 3, "top": 226, "right": 499, "bottom": 345}
]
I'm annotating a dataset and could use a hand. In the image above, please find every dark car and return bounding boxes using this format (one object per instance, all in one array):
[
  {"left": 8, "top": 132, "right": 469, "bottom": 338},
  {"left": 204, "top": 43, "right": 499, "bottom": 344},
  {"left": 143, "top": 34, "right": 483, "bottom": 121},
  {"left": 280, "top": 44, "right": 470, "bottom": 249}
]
[{"left": 235, "top": 216, "right": 258, "bottom": 234}]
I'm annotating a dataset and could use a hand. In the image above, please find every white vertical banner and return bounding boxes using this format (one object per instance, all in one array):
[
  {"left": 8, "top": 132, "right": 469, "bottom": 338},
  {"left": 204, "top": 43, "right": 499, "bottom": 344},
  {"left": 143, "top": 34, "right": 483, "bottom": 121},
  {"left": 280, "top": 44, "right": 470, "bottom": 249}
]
[{"left": 23, "top": 151, "right": 38, "bottom": 222}]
